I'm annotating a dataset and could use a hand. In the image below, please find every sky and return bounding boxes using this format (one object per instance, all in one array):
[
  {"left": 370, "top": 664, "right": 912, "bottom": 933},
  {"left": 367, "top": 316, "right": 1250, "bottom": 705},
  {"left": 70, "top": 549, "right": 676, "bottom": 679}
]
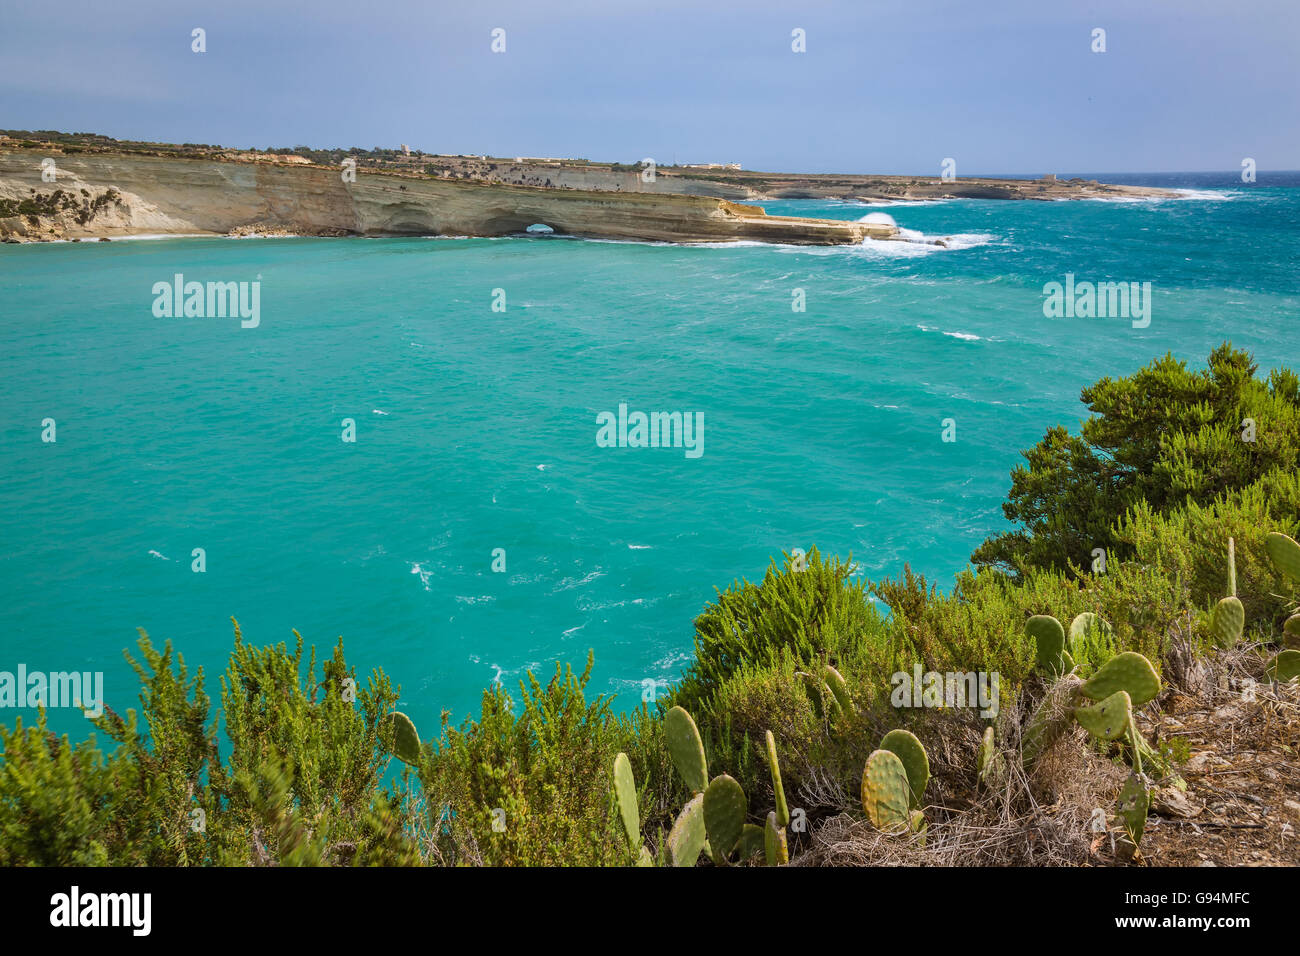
[{"left": 1, "top": 0, "right": 1297, "bottom": 175}]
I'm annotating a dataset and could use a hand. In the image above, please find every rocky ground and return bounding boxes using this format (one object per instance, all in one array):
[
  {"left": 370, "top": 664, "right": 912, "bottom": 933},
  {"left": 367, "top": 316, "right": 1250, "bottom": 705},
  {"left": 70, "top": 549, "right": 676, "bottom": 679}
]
[{"left": 1139, "top": 658, "right": 1299, "bottom": 866}]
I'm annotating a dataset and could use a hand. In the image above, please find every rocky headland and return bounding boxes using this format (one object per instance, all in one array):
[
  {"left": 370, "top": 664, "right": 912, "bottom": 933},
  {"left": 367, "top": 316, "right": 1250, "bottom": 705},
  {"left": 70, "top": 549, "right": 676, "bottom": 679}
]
[
  {"left": 0, "top": 131, "right": 1179, "bottom": 245},
  {"left": 0, "top": 144, "right": 879, "bottom": 246}
]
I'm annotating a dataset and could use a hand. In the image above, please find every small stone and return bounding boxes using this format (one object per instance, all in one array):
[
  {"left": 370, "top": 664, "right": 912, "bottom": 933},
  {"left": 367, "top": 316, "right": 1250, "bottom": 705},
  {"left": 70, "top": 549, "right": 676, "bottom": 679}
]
[
  {"left": 1152, "top": 788, "right": 1202, "bottom": 818},
  {"left": 1186, "top": 751, "right": 1217, "bottom": 772}
]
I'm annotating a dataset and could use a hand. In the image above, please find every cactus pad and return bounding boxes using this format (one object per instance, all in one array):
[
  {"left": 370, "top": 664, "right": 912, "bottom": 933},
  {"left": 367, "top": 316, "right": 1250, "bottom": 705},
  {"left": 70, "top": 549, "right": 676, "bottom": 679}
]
[
  {"left": 862, "top": 749, "right": 911, "bottom": 832},
  {"left": 1116, "top": 773, "right": 1150, "bottom": 846},
  {"left": 909, "top": 809, "right": 928, "bottom": 847},
  {"left": 1068, "top": 613, "right": 1111, "bottom": 665},
  {"left": 977, "top": 725, "right": 995, "bottom": 769},
  {"left": 665, "top": 705, "right": 708, "bottom": 794},
  {"left": 1028, "top": 615, "right": 1069, "bottom": 674},
  {"left": 977, "top": 726, "right": 1005, "bottom": 787},
  {"left": 1268, "top": 649, "right": 1300, "bottom": 683},
  {"left": 764, "top": 730, "right": 790, "bottom": 827},
  {"left": 764, "top": 811, "right": 788, "bottom": 866},
  {"left": 703, "top": 774, "right": 746, "bottom": 859},
  {"left": 1080, "top": 651, "right": 1161, "bottom": 708},
  {"left": 612, "top": 752, "right": 640, "bottom": 851},
  {"left": 386, "top": 711, "right": 421, "bottom": 765},
  {"left": 739, "top": 824, "right": 766, "bottom": 862},
  {"left": 1069, "top": 612, "right": 1112, "bottom": 645},
  {"left": 1209, "top": 596, "right": 1245, "bottom": 648},
  {"left": 1264, "top": 531, "right": 1300, "bottom": 583},
  {"left": 1073, "top": 689, "right": 1133, "bottom": 741},
  {"left": 1284, "top": 614, "right": 1300, "bottom": 650},
  {"left": 796, "top": 671, "right": 826, "bottom": 719},
  {"left": 668, "top": 793, "right": 707, "bottom": 867},
  {"left": 879, "top": 728, "right": 930, "bottom": 809},
  {"left": 822, "top": 664, "right": 853, "bottom": 717}
]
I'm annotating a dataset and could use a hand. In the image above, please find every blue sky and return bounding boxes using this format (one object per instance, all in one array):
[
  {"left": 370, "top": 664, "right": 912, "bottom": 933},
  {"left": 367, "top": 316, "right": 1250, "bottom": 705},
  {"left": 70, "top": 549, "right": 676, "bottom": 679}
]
[{"left": 2, "top": 0, "right": 1296, "bottom": 174}]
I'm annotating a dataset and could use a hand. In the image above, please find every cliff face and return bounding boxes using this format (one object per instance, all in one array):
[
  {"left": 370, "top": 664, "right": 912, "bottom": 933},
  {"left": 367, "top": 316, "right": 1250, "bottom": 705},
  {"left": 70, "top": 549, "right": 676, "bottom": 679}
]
[
  {"left": 0, "top": 150, "right": 886, "bottom": 245},
  {"left": 349, "top": 154, "right": 1181, "bottom": 203}
]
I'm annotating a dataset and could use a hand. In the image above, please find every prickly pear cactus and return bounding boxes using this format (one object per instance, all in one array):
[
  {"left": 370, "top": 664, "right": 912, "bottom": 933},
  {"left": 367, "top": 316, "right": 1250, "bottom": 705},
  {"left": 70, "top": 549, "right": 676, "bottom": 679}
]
[
  {"left": 612, "top": 752, "right": 640, "bottom": 852},
  {"left": 764, "top": 810, "right": 789, "bottom": 865},
  {"left": 1081, "top": 651, "right": 1161, "bottom": 708},
  {"left": 665, "top": 705, "right": 708, "bottom": 794},
  {"left": 739, "top": 823, "right": 766, "bottom": 862},
  {"left": 764, "top": 730, "right": 790, "bottom": 828},
  {"left": 1268, "top": 649, "right": 1300, "bottom": 683},
  {"left": 862, "top": 748, "right": 911, "bottom": 833},
  {"left": 1069, "top": 612, "right": 1112, "bottom": 646},
  {"left": 1116, "top": 773, "right": 1150, "bottom": 847},
  {"left": 386, "top": 711, "right": 421, "bottom": 765},
  {"left": 977, "top": 725, "right": 1005, "bottom": 787},
  {"left": 703, "top": 774, "right": 746, "bottom": 860},
  {"left": 1073, "top": 689, "right": 1133, "bottom": 741},
  {"left": 1209, "top": 596, "right": 1245, "bottom": 648},
  {"left": 822, "top": 664, "right": 853, "bottom": 717},
  {"left": 977, "top": 725, "right": 995, "bottom": 771},
  {"left": 909, "top": 809, "right": 928, "bottom": 848},
  {"left": 1028, "top": 615, "right": 1073, "bottom": 675},
  {"left": 1068, "top": 613, "right": 1111, "bottom": 665},
  {"left": 1264, "top": 531, "right": 1300, "bottom": 583},
  {"left": 796, "top": 671, "right": 826, "bottom": 719},
  {"left": 879, "top": 728, "right": 929, "bottom": 810},
  {"left": 668, "top": 793, "right": 707, "bottom": 867},
  {"left": 1284, "top": 614, "right": 1300, "bottom": 650}
]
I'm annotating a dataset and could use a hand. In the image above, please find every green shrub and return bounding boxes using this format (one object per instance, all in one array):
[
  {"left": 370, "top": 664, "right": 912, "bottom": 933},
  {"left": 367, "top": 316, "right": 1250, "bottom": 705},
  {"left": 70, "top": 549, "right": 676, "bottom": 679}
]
[
  {"left": 670, "top": 547, "right": 888, "bottom": 714},
  {"left": 422, "top": 651, "right": 635, "bottom": 866},
  {"left": 974, "top": 345, "right": 1300, "bottom": 576},
  {"left": 1116, "top": 470, "right": 1300, "bottom": 631},
  {"left": 0, "top": 714, "right": 118, "bottom": 865}
]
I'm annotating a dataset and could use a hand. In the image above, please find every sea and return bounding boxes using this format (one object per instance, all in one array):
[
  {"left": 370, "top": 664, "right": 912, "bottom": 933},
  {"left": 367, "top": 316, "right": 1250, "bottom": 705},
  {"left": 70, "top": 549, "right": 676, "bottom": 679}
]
[{"left": 2, "top": 171, "right": 1297, "bottom": 739}]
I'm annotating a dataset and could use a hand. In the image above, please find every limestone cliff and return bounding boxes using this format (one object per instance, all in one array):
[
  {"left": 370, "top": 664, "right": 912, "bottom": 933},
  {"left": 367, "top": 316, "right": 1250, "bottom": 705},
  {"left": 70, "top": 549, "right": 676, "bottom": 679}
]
[{"left": 0, "top": 150, "right": 887, "bottom": 245}]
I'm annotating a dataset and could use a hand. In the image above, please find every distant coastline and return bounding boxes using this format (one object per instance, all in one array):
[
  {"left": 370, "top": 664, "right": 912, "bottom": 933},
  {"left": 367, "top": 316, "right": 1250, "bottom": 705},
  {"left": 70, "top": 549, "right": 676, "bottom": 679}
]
[{"left": 0, "top": 130, "right": 1178, "bottom": 246}]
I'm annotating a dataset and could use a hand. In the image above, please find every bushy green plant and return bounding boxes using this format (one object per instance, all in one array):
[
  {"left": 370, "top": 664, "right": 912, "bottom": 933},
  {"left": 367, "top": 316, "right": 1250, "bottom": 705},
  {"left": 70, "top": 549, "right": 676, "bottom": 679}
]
[
  {"left": 0, "top": 623, "right": 403, "bottom": 866},
  {"left": 1116, "top": 472, "right": 1300, "bottom": 631},
  {"left": 974, "top": 345, "right": 1300, "bottom": 576},
  {"left": 422, "top": 651, "right": 634, "bottom": 866},
  {"left": 670, "top": 547, "right": 887, "bottom": 714}
]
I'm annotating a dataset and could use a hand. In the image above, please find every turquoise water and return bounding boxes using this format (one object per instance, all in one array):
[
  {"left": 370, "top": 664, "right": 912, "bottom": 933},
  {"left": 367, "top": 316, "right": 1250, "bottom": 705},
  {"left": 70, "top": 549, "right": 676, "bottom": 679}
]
[{"left": 2, "top": 174, "right": 1298, "bottom": 739}]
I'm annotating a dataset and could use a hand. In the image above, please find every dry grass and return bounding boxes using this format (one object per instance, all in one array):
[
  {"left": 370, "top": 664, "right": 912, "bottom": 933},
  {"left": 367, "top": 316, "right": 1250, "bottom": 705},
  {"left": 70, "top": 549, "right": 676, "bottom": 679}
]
[{"left": 785, "top": 645, "right": 1300, "bottom": 867}]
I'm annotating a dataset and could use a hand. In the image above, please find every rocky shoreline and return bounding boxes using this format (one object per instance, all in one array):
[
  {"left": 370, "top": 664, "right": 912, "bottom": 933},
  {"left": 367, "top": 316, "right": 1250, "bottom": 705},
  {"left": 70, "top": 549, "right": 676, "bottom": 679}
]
[
  {"left": 0, "top": 147, "right": 887, "bottom": 246},
  {"left": 0, "top": 133, "right": 1178, "bottom": 246}
]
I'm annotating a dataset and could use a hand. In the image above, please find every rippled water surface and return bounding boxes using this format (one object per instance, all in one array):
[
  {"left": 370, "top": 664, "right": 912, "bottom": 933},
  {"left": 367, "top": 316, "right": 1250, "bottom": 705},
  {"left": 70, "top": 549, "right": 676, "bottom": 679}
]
[{"left": 2, "top": 173, "right": 1297, "bottom": 736}]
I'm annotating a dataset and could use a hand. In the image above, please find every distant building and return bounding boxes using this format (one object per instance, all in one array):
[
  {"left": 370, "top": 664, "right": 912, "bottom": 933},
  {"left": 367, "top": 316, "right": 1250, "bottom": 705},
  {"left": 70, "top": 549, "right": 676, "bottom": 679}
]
[
  {"left": 401, "top": 144, "right": 411, "bottom": 156},
  {"left": 1041, "top": 173, "right": 1056, "bottom": 182},
  {"left": 682, "top": 162, "right": 742, "bottom": 171}
]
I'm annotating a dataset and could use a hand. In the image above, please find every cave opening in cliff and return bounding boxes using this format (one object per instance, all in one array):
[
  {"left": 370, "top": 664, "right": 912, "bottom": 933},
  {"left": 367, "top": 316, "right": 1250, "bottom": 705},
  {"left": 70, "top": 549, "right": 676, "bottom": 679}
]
[{"left": 525, "top": 223, "right": 555, "bottom": 235}]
